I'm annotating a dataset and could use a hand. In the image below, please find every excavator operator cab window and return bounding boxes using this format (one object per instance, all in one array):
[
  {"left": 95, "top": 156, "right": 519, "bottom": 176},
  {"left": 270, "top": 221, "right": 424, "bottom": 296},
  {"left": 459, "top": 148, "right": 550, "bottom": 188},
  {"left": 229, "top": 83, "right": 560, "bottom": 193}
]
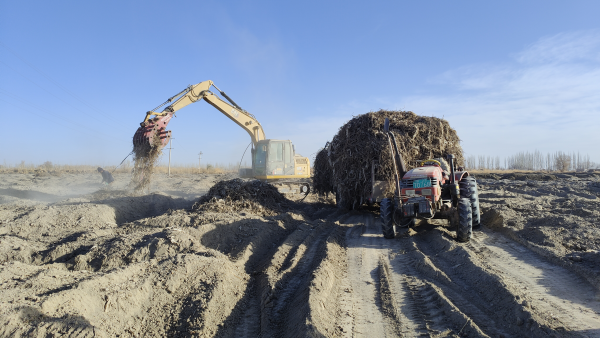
[
  {"left": 268, "top": 142, "right": 283, "bottom": 162},
  {"left": 255, "top": 145, "right": 267, "bottom": 165},
  {"left": 284, "top": 142, "right": 291, "bottom": 164}
]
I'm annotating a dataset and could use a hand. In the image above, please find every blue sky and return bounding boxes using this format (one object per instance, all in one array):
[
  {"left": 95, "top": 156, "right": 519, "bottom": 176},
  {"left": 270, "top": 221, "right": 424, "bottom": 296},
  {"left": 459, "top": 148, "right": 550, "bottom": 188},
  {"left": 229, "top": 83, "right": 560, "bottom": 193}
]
[{"left": 1, "top": 1, "right": 599, "bottom": 167}]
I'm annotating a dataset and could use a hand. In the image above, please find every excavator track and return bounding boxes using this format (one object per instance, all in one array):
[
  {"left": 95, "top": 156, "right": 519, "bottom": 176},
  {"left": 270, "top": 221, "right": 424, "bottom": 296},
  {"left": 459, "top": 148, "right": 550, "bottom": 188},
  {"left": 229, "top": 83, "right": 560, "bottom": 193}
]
[{"left": 268, "top": 180, "right": 311, "bottom": 200}]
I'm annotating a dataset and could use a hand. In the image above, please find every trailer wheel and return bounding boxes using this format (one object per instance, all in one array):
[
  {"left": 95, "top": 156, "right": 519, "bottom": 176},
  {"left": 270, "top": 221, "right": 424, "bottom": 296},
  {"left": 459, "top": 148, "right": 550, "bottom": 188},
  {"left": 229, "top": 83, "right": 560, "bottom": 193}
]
[
  {"left": 380, "top": 198, "right": 395, "bottom": 239},
  {"left": 459, "top": 176, "right": 480, "bottom": 228},
  {"left": 456, "top": 198, "right": 472, "bottom": 242}
]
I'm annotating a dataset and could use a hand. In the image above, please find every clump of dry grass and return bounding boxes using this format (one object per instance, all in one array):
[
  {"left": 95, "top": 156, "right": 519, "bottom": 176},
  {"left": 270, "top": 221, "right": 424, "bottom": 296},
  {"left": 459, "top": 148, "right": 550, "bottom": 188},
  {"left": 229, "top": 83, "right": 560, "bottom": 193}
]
[
  {"left": 193, "top": 178, "right": 290, "bottom": 216},
  {"left": 0, "top": 163, "right": 233, "bottom": 175},
  {"left": 0, "top": 164, "right": 99, "bottom": 175}
]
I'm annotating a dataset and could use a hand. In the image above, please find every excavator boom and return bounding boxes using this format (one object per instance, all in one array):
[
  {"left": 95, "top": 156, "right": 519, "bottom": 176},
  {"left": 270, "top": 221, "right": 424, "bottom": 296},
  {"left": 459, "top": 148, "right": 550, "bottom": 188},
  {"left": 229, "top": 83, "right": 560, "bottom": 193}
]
[{"left": 133, "top": 80, "right": 266, "bottom": 151}]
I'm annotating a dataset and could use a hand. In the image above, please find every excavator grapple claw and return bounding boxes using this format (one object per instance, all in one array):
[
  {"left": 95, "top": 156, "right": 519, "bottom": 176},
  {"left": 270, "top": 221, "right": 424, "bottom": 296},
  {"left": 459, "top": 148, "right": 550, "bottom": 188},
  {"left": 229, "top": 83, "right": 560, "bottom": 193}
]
[{"left": 132, "top": 113, "right": 173, "bottom": 152}]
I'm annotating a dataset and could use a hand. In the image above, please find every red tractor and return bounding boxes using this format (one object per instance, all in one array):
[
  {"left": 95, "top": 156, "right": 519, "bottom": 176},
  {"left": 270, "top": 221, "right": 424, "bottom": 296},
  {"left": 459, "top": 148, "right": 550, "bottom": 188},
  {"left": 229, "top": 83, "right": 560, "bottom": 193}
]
[{"left": 379, "top": 118, "right": 480, "bottom": 242}]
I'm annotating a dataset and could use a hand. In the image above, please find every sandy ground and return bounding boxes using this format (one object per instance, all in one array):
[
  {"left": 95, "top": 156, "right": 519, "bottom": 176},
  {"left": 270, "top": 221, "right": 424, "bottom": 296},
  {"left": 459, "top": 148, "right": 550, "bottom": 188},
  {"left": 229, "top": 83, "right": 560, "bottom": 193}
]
[{"left": 0, "top": 171, "right": 599, "bottom": 337}]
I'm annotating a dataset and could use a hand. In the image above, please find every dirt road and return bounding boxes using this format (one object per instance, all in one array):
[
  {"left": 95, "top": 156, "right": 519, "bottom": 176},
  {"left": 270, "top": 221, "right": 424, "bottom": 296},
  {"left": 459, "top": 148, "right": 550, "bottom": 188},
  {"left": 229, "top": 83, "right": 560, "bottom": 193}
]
[
  {"left": 1, "top": 172, "right": 599, "bottom": 337},
  {"left": 327, "top": 214, "right": 600, "bottom": 337}
]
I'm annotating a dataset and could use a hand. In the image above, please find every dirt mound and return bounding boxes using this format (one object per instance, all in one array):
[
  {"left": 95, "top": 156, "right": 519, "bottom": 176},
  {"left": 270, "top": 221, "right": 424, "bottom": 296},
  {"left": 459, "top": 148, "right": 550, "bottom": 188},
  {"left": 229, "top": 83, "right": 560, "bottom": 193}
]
[
  {"left": 313, "top": 110, "right": 463, "bottom": 208},
  {"left": 478, "top": 175, "right": 600, "bottom": 290},
  {"left": 193, "top": 179, "right": 290, "bottom": 216},
  {"left": 501, "top": 173, "right": 557, "bottom": 181},
  {"left": 472, "top": 173, "right": 502, "bottom": 180},
  {"left": 475, "top": 173, "right": 557, "bottom": 181}
]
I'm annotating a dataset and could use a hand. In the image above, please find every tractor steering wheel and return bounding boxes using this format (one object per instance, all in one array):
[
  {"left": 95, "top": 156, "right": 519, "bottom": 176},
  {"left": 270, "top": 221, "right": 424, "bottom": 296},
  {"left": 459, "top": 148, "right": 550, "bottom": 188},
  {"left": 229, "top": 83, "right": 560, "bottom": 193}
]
[{"left": 419, "top": 159, "right": 441, "bottom": 167}]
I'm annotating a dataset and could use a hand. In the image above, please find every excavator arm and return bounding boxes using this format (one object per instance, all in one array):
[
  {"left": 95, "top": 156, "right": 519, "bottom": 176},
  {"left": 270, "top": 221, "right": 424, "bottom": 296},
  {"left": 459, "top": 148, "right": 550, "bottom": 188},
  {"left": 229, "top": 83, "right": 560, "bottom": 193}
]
[{"left": 133, "top": 80, "right": 266, "bottom": 149}]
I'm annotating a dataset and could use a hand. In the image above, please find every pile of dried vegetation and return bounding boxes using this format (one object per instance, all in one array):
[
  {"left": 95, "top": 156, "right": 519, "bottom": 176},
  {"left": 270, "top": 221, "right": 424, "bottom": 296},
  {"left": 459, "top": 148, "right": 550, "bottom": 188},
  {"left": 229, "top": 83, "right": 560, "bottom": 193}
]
[
  {"left": 312, "top": 146, "right": 334, "bottom": 198},
  {"left": 130, "top": 137, "right": 163, "bottom": 192},
  {"left": 313, "top": 110, "right": 464, "bottom": 209},
  {"left": 193, "top": 179, "right": 290, "bottom": 216}
]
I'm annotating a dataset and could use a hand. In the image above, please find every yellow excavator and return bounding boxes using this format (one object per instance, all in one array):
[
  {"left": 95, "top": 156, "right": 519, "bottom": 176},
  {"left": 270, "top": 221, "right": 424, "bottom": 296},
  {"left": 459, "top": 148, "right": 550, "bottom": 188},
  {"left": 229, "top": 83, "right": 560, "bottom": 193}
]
[{"left": 133, "top": 80, "right": 311, "bottom": 195}]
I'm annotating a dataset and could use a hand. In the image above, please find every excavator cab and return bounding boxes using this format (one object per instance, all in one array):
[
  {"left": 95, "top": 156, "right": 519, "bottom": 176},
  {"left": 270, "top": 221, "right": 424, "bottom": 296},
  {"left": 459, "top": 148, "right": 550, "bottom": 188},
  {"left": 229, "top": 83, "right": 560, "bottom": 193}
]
[{"left": 252, "top": 140, "right": 296, "bottom": 177}]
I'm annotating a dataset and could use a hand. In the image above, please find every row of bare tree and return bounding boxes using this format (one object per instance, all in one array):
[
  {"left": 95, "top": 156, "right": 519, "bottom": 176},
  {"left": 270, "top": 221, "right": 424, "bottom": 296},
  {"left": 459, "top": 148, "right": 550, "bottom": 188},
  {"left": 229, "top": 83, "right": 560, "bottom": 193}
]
[{"left": 464, "top": 151, "right": 598, "bottom": 171}]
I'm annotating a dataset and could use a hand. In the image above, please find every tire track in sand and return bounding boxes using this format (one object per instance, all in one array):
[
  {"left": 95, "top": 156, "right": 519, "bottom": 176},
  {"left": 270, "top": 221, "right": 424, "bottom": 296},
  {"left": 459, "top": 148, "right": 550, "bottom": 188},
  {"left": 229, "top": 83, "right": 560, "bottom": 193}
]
[
  {"left": 342, "top": 214, "right": 428, "bottom": 337},
  {"left": 340, "top": 212, "right": 600, "bottom": 337},
  {"left": 404, "top": 222, "right": 600, "bottom": 337},
  {"left": 471, "top": 230, "right": 600, "bottom": 336},
  {"left": 228, "top": 218, "right": 337, "bottom": 337}
]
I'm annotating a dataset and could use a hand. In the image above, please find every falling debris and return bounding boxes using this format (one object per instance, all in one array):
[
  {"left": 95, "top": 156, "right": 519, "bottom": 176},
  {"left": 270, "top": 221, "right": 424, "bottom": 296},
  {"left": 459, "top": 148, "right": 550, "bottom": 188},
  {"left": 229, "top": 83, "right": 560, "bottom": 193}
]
[{"left": 130, "top": 134, "right": 163, "bottom": 192}]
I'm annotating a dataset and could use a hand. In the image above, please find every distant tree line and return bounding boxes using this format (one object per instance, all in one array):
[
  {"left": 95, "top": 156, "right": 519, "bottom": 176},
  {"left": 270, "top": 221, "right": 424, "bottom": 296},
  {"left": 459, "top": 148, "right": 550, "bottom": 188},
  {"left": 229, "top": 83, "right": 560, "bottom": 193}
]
[{"left": 464, "top": 151, "right": 598, "bottom": 171}]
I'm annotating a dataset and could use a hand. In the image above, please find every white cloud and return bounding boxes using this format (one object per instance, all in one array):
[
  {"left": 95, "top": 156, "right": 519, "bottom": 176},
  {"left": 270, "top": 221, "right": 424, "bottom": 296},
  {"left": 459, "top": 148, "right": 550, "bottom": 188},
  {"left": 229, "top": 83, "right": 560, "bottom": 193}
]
[
  {"left": 219, "top": 30, "right": 600, "bottom": 166},
  {"left": 515, "top": 30, "right": 600, "bottom": 64},
  {"left": 400, "top": 30, "right": 600, "bottom": 161}
]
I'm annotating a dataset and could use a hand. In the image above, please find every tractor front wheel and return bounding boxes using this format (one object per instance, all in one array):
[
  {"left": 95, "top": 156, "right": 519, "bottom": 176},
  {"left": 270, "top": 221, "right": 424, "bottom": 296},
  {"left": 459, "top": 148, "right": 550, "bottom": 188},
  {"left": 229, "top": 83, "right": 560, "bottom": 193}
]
[
  {"left": 456, "top": 198, "right": 473, "bottom": 242},
  {"left": 460, "top": 176, "right": 481, "bottom": 228},
  {"left": 380, "top": 198, "right": 395, "bottom": 239}
]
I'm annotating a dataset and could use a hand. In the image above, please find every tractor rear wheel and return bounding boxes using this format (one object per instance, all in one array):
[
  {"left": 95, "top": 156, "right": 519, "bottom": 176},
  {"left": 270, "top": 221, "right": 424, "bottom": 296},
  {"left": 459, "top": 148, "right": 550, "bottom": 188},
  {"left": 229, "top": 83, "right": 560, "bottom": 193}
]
[
  {"left": 380, "top": 198, "right": 395, "bottom": 239},
  {"left": 459, "top": 176, "right": 480, "bottom": 228},
  {"left": 456, "top": 198, "right": 472, "bottom": 242}
]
